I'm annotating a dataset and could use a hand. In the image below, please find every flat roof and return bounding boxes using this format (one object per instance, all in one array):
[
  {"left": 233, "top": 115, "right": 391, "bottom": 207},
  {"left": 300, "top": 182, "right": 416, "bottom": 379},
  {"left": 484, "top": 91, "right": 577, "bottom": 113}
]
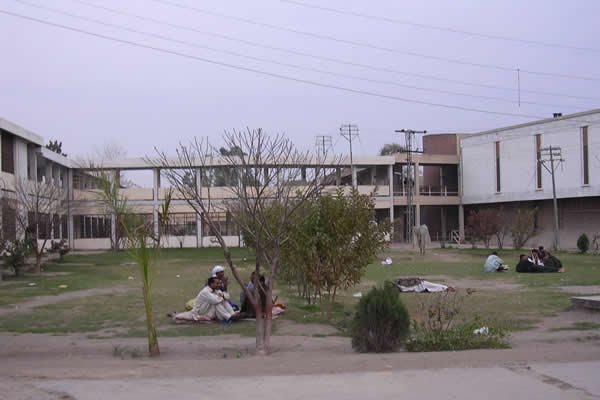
[
  {"left": 0, "top": 118, "right": 44, "bottom": 146},
  {"left": 467, "top": 108, "right": 600, "bottom": 138}
]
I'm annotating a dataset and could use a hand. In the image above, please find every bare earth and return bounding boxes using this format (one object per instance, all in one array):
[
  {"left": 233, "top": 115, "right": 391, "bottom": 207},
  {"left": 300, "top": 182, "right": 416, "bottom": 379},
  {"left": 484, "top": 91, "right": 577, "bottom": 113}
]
[{"left": 2, "top": 271, "right": 600, "bottom": 399}]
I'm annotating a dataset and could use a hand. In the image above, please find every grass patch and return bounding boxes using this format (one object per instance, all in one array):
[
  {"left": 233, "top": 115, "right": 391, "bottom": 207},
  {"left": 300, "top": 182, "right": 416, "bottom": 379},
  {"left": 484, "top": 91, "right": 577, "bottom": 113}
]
[
  {"left": 0, "top": 247, "right": 598, "bottom": 340},
  {"left": 551, "top": 321, "right": 600, "bottom": 331},
  {"left": 406, "top": 322, "right": 510, "bottom": 352}
]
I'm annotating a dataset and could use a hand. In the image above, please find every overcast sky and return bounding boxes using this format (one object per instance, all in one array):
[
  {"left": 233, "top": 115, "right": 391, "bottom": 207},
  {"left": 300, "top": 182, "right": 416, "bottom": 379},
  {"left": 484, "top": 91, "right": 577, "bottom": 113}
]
[{"left": 2, "top": 0, "right": 599, "bottom": 165}]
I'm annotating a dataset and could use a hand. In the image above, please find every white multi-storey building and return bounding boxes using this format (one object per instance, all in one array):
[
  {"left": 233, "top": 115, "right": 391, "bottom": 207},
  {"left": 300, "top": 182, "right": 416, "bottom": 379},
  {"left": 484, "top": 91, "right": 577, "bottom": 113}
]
[
  {"left": 0, "top": 108, "right": 598, "bottom": 250},
  {"left": 461, "top": 109, "right": 600, "bottom": 248}
]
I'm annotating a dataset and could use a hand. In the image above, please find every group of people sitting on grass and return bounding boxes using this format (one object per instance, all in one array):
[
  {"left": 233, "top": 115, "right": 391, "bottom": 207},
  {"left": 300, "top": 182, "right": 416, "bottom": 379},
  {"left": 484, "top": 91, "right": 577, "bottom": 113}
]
[
  {"left": 171, "top": 266, "right": 269, "bottom": 323},
  {"left": 484, "top": 246, "right": 564, "bottom": 273}
]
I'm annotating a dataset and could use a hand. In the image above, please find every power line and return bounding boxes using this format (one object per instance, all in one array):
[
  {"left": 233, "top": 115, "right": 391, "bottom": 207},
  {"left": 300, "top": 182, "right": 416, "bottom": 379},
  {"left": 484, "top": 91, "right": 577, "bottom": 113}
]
[
  {"left": 0, "top": 8, "right": 554, "bottom": 120},
  {"left": 11, "top": 0, "right": 583, "bottom": 110},
  {"left": 150, "top": 0, "right": 600, "bottom": 82},
  {"left": 280, "top": 0, "right": 600, "bottom": 54},
  {"left": 60, "top": 0, "right": 600, "bottom": 102}
]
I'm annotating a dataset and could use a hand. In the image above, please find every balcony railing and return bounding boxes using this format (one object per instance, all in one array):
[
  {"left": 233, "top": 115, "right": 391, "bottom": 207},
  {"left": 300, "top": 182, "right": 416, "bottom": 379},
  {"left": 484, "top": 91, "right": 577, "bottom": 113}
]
[{"left": 393, "top": 186, "right": 458, "bottom": 197}]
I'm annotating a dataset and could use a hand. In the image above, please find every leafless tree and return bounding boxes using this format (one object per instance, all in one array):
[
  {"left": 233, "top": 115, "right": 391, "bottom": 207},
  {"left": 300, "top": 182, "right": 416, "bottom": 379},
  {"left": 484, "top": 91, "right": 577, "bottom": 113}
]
[
  {"left": 14, "top": 177, "right": 68, "bottom": 274},
  {"left": 154, "top": 128, "right": 334, "bottom": 355}
]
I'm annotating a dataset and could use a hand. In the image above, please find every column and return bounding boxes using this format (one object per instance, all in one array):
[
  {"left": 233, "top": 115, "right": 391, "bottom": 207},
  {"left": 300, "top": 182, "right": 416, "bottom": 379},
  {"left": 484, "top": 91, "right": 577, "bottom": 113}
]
[
  {"left": 351, "top": 166, "right": 357, "bottom": 188},
  {"left": 28, "top": 147, "right": 37, "bottom": 181},
  {"left": 110, "top": 213, "right": 117, "bottom": 250},
  {"left": 414, "top": 161, "right": 420, "bottom": 197},
  {"left": 415, "top": 204, "right": 421, "bottom": 227},
  {"left": 441, "top": 207, "right": 447, "bottom": 245},
  {"left": 45, "top": 162, "right": 53, "bottom": 185},
  {"left": 459, "top": 205, "right": 465, "bottom": 241},
  {"left": 67, "top": 169, "right": 74, "bottom": 249}
]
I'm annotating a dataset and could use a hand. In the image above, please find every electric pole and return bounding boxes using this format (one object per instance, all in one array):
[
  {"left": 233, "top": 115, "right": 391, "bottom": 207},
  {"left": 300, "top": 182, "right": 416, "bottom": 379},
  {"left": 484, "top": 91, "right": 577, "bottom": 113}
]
[
  {"left": 395, "top": 129, "right": 426, "bottom": 243},
  {"left": 340, "top": 124, "right": 359, "bottom": 187},
  {"left": 315, "top": 135, "right": 332, "bottom": 158},
  {"left": 539, "top": 145, "right": 564, "bottom": 251}
]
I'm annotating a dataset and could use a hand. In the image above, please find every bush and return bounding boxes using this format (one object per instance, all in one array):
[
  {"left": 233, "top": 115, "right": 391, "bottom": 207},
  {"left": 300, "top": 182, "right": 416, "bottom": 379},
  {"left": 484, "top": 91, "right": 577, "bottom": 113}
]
[
  {"left": 3, "top": 240, "right": 34, "bottom": 277},
  {"left": 406, "top": 320, "right": 509, "bottom": 352},
  {"left": 577, "top": 233, "right": 590, "bottom": 253},
  {"left": 351, "top": 281, "right": 410, "bottom": 353}
]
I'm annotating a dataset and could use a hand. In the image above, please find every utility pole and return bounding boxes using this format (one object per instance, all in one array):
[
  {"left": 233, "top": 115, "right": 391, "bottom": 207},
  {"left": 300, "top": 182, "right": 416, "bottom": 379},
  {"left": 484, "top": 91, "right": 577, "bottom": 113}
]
[
  {"left": 395, "top": 129, "right": 426, "bottom": 243},
  {"left": 315, "top": 135, "right": 332, "bottom": 158},
  {"left": 340, "top": 124, "right": 359, "bottom": 187},
  {"left": 539, "top": 146, "right": 564, "bottom": 251}
]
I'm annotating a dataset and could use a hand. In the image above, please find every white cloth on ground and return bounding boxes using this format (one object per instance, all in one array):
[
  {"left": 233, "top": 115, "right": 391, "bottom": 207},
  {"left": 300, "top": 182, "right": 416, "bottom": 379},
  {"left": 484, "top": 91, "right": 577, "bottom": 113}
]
[{"left": 396, "top": 280, "right": 449, "bottom": 293}]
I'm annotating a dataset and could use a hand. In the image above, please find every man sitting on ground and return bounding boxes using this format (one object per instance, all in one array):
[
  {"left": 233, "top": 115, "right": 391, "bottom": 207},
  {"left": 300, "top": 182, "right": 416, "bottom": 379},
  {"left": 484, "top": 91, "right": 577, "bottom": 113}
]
[
  {"left": 212, "top": 265, "right": 239, "bottom": 310},
  {"left": 172, "top": 277, "right": 240, "bottom": 322},
  {"left": 516, "top": 254, "right": 564, "bottom": 273},
  {"left": 484, "top": 251, "right": 508, "bottom": 272}
]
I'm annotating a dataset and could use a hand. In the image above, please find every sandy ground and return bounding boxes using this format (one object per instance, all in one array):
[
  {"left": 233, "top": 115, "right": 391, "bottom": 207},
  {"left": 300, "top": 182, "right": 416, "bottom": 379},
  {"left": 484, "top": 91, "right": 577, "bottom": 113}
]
[{"left": 1, "top": 265, "right": 600, "bottom": 399}]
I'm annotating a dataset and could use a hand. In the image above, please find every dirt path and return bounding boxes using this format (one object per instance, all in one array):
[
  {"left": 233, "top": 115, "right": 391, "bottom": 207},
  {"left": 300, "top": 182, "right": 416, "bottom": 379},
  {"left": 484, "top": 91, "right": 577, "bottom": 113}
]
[{"left": 0, "top": 287, "right": 132, "bottom": 316}]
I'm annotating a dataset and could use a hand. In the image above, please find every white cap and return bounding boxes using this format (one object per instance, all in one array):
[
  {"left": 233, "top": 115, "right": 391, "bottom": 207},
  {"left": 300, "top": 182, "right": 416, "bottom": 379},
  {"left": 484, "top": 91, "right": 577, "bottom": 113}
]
[{"left": 211, "top": 265, "right": 225, "bottom": 277}]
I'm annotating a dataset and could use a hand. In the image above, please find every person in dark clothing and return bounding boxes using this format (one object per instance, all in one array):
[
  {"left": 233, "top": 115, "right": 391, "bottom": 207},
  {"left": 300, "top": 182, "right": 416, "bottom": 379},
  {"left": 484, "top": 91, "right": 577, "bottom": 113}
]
[
  {"left": 240, "top": 272, "right": 268, "bottom": 318},
  {"left": 516, "top": 254, "right": 563, "bottom": 273},
  {"left": 543, "top": 251, "right": 564, "bottom": 271}
]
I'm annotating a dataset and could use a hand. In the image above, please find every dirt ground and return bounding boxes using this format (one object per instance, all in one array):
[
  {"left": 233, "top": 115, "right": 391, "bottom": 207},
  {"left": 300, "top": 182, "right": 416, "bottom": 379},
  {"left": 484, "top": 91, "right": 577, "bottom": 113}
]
[{"left": 1, "top": 270, "right": 599, "bottom": 381}]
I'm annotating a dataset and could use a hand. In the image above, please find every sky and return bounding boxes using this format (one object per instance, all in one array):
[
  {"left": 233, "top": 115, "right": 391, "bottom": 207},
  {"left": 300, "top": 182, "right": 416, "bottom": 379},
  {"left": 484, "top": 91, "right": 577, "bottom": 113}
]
[{"left": 1, "top": 0, "right": 600, "bottom": 171}]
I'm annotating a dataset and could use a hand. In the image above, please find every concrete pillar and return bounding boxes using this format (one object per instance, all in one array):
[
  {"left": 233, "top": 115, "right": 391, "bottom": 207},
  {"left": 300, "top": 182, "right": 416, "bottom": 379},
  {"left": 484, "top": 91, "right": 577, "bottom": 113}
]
[
  {"left": 336, "top": 168, "right": 341, "bottom": 185},
  {"left": 110, "top": 213, "right": 117, "bottom": 250},
  {"left": 414, "top": 162, "right": 420, "bottom": 197},
  {"left": 28, "top": 147, "right": 37, "bottom": 181},
  {"left": 351, "top": 166, "right": 357, "bottom": 188},
  {"left": 371, "top": 166, "right": 376, "bottom": 185},
  {"left": 441, "top": 207, "right": 447, "bottom": 243},
  {"left": 459, "top": 204, "right": 465, "bottom": 241},
  {"left": 301, "top": 167, "right": 307, "bottom": 182},
  {"left": 45, "top": 162, "right": 53, "bottom": 185},
  {"left": 67, "top": 169, "right": 74, "bottom": 249},
  {"left": 415, "top": 204, "right": 421, "bottom": 227}
]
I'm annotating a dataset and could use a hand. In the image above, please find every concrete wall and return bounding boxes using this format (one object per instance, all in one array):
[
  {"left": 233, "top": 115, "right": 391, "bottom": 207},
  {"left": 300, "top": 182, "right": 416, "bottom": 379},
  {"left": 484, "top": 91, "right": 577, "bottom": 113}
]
[
  {"left": 423, "top": 134, "right": 458, "bottom": 155},
  {"left": 73, "top": 238, "right": 112, "bottom": 250},
  {"left": 162, "top": 235, "right": 197, "bottom": 249},
  {"left": 461, "top": 112, "right": 600, "bottom": 204},
  {"left": 201, "top": 236, "right": 240, "bottom": 248}
]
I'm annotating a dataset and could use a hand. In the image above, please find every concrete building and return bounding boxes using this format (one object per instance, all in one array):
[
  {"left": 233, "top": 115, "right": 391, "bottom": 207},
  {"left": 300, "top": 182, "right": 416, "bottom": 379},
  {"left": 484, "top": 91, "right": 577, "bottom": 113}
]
[
  {"left": 0, "top": 108, "right": 598, "bottom": 251},
  {"left": 460, "top": 109, "right": 600, "bottom": 249}
]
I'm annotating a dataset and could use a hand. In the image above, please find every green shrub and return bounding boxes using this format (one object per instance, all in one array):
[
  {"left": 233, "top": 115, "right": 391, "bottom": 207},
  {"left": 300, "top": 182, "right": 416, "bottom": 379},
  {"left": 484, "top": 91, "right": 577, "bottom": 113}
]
[
  {"left": 577, "top": 233, "right": 590, "bottom": 253},
  {"left": 351, "top": 281, "right": 410, "bottom": 353},
  {"left": 406, "top": 320, "right": 509, "bottom": 352},
  {"left": 3, "top": 240, "right": 34, "bottom": 277}
]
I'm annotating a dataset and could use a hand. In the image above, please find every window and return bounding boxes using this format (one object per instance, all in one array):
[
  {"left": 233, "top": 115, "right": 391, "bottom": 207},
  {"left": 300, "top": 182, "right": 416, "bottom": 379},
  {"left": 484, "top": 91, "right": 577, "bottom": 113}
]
[
  {"left": 28, "top": 212, "right": 52, "bottom": 239},
  {"left": 161, "top": 213, "right": 197, "bottom": 236},
  {"left": 73, "top": 215, "right": 112, "bottom": 239},
  {"left": 1, "top": 131, "right": 15, "bottom": 174},
  {"left": 535, "top": 134, "right": 542, "bottom": 189},
  {"left": 1, "top": 199, "right": 16, "bottom": 240},
  {"left": 495, "top": 141, "right": 501, "bottom": 192},
  {"left": 582, "top": 126, "right": 589, "bottom": 185},
  {"left": 202, "top": 212, "right": 239, "bottom": 236}
]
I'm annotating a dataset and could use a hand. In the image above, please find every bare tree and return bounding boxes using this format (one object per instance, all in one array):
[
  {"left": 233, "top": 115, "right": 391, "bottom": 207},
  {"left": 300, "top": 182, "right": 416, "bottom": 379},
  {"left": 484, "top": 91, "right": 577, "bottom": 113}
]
[
  {"left": 154, "top": 128, "right": 333, "bottom": 355},
  {"left": 14, "top": 178, "right": 68, "bottom": 274}
]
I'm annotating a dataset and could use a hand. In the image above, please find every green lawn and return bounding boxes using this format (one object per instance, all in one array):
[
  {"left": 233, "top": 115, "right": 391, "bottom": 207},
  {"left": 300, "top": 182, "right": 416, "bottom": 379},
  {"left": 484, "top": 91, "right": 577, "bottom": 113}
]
[{"left": 0, "top": 247, "right": 598, "bottom": 337}]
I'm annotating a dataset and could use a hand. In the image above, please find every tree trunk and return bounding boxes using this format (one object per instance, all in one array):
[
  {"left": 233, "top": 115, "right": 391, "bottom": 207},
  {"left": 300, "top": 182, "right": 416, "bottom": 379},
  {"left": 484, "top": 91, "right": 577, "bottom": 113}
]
[
  {"left": 142, "top": 285, "right": 160, "bottom": 357},
  {"left": 327, "top": 286, "right": 337, "bottom": 321},
  {"left": 255, "top": 304, "right": 267, "bottom": 355}
]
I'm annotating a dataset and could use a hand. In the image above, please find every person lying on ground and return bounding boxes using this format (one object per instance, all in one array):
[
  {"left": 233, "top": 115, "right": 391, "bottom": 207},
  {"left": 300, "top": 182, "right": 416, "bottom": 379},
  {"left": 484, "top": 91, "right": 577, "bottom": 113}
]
[
  {"left": 516, "top": 254, "right": 564, "bottom": 273},
  {"left": 172, "top": 277, "right": 240, "bottom": 322},
  {"left": 483, "top": 251, "right": 509, "bottom": 272}
]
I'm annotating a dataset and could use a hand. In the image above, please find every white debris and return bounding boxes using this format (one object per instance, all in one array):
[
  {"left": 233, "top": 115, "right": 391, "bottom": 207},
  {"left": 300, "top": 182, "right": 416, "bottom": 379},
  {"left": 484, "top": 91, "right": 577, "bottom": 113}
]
[
  {"left": 473, "top": 326, "right": 489, "bottom": 335},
  {"left": 28, "top": 282, "right": 37, "bottom": 286},
  {"left": 353, "top": 292, "right": 363, "bottom": 298},
  {"left": 128, "top": 276, "right": 135, "bottom": 280},
  {"left": 381, "top": 257, "right": 393, "bottom": 265}
]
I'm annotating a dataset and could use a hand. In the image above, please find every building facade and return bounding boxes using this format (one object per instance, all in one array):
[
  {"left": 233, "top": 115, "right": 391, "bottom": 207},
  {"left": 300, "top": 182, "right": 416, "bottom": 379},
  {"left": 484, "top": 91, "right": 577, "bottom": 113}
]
[{"left": 1, "top": 109, "right": 598, "bottom": 251}]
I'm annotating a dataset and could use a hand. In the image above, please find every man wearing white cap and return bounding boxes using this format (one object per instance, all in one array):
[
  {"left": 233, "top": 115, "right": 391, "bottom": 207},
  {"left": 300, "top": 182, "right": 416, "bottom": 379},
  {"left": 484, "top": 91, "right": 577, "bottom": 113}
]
[
  {"left": 211, "top": 265, "right": 228, "bottom": 292},
  {"left": 211, "top": 265, "right": 239, "bottom": 311}
]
